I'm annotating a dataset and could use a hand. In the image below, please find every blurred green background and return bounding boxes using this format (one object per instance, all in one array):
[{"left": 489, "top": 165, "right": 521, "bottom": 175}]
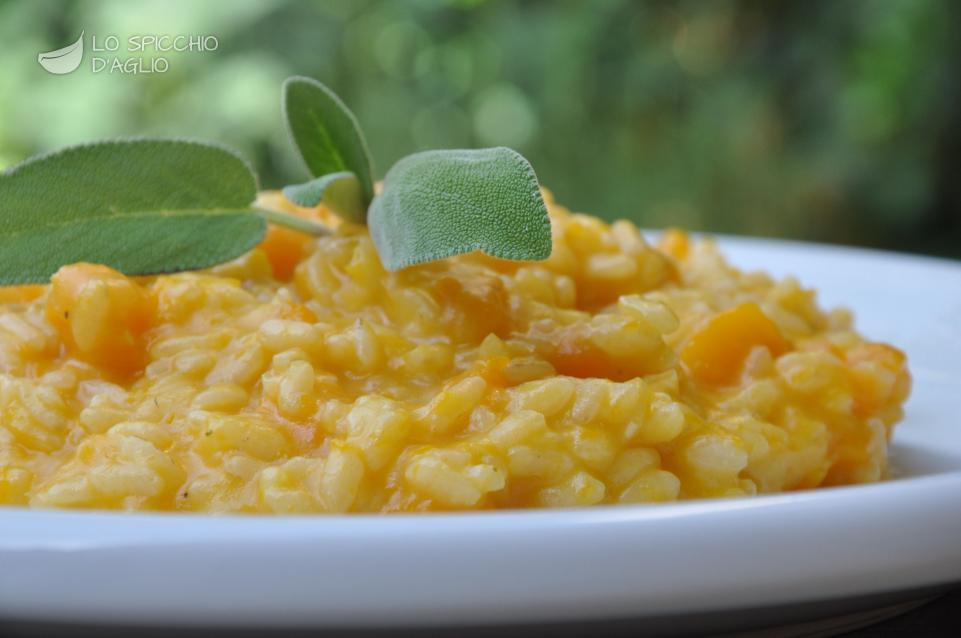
[{"left": 2, "top": 0, "right": 959, "bottom": 257}]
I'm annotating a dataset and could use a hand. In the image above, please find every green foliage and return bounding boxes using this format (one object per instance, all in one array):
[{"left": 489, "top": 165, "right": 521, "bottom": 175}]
[
  {"left": 368, "top": 147, "right": 551, "bottom": 270},
  {"left": 281, "top": 77, "right": 551, "bottom": 268},
  {"left": 0, "top": 140, "right": 265, "bottom": 284},
  {"left": 0, "top": 78, "right": 552, "bottom": 281},
  {"left": 283, "top": 172, "right": 365, "bottom": 223},
  {"left": 283, "top": 76, "right": 375, "bottom": 205}
]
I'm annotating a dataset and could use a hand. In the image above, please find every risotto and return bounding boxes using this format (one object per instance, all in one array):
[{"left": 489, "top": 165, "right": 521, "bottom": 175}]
[{"left": 0, "top": 191, "right": 910, "bottom": 513}]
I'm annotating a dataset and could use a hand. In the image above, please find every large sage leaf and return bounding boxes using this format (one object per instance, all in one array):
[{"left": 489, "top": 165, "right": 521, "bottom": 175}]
[
  {"left": 368, "top": 147, "right": 552, "bottom": 271},
  {"left": 0, "top": 139, "right": 265, "bottom": 285},
  {"left": 283, "top": 77, "right": 374, "bottom": 207}
]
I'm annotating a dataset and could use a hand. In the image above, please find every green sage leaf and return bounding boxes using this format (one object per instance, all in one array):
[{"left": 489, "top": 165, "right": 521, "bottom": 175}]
[
  {"left": 283, "top": 76, "right": 374, "bottom": 207},
  {"left": 0, "top": 139, "right": 266, "bottom": 285},
  {"left": 368, "top": 147, "right": 552, "bottom": 271},
  {"left": 282, "top": 171, "right": 365, "bottom": 223}
]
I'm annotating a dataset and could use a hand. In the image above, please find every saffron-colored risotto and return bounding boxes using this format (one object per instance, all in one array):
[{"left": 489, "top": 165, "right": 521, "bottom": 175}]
[{"left": 0, "top": 191, "right": 910, "bottom": 513}]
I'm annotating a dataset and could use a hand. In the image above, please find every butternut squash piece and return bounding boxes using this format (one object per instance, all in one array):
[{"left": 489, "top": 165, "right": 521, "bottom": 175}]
[
  {"left": 682, "top": 302, "right": 790, "bottom": 385},
  {"left": 46, "top": 263, "right": 154, "bottom": 376}
]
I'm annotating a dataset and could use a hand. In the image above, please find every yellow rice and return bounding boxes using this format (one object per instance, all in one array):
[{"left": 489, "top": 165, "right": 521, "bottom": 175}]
[{"left": 0, "top": 191, "right": 910, "bottom": 512}]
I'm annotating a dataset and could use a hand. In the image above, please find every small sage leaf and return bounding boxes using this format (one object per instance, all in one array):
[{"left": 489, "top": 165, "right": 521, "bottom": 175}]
[
  {"left": 282, "top": 171, "right": 365, "bottom": 223},
  {"left": 368, "top": 147, "right": 552, "bottom": 271},
  {"left": 283, "top": 76, "right": 374, "bottom": 205},
  {"left": 0, "top": 139, "right": 266, "bottom": 285}
]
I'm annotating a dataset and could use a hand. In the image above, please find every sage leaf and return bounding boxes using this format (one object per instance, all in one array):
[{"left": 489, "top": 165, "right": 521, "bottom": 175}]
[
  {"left": 282, "top": 171, "right": 365, "bottom": 223},
  {"left": 0, "top": 139, "right": 266, "bottom": 285},
  {"left": 283, "top": 76, "right": 374, "bottom": 207},
  {"left": 368, "top": 147, "right": 552, "bottom": 271}
]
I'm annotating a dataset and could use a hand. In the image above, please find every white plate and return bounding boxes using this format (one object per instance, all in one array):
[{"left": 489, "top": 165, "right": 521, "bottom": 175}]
[{"left": 2, "top": 236, "right": 961, "bottom": 634}]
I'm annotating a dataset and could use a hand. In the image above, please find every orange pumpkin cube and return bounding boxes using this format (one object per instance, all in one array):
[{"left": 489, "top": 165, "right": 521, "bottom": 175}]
[
  {"left": 46, "top": 263, "right": 154, "bottom": 377},
  {"left": 681, "top": 302, "right": 791, "bottom": 385}
]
